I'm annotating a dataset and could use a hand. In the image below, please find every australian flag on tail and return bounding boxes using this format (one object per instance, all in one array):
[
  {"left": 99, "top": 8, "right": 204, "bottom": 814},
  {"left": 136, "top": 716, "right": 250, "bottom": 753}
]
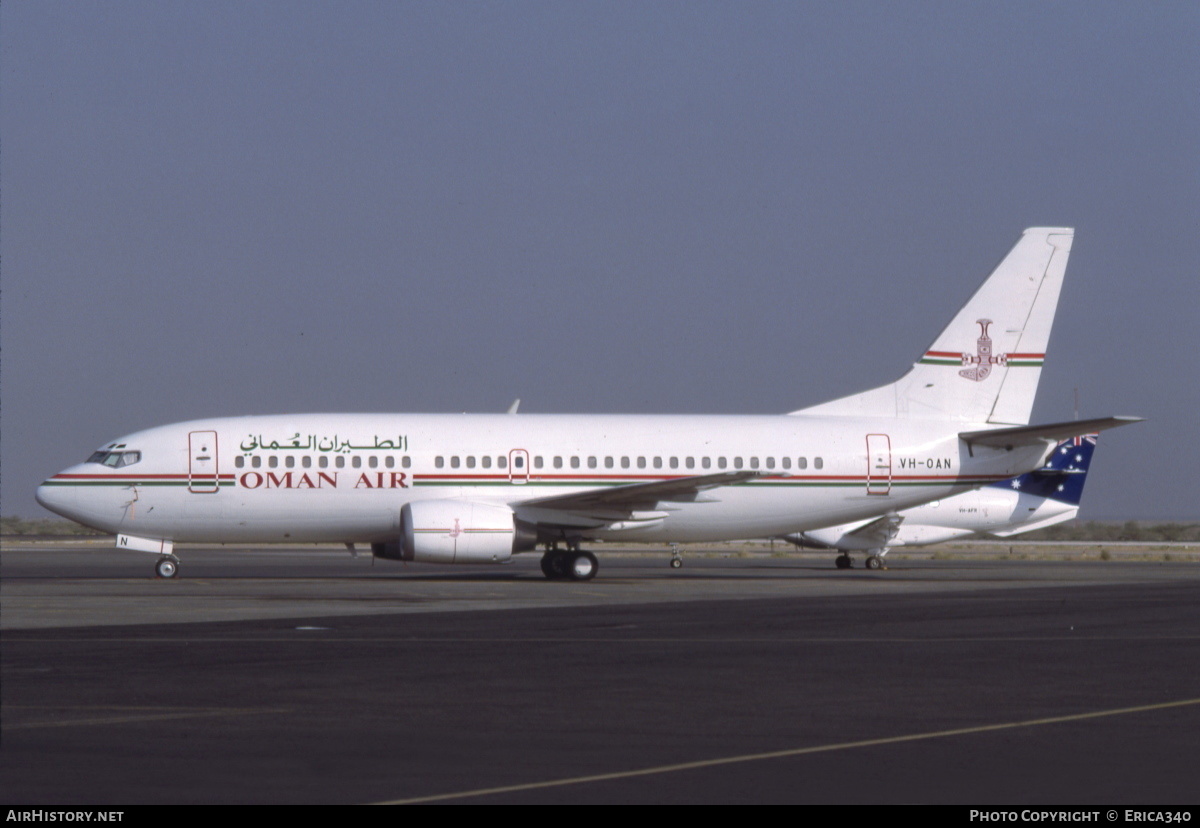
[{"left": 989, "top": 434, "right": 1098, "bottom": 505}]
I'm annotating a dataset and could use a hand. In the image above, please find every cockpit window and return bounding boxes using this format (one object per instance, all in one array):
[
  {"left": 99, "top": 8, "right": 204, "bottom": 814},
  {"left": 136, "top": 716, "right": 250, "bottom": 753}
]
[{"left": 86, "top": 450, "right": 142, "bottom": 467}]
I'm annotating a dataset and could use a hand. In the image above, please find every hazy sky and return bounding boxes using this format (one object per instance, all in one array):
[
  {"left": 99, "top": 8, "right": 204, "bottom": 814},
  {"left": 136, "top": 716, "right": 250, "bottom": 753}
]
[{"left": 3, "top": 1, "right": 1198, "bottom": 520}]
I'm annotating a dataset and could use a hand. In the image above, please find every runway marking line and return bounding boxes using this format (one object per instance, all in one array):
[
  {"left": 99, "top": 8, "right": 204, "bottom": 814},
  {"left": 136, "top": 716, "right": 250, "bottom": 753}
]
[
  {"left": 374, "top": 696, "right": 1200, "bottom": 804},
  {"left": 3, "top": 704, "right": 291, "bottom": 730}
]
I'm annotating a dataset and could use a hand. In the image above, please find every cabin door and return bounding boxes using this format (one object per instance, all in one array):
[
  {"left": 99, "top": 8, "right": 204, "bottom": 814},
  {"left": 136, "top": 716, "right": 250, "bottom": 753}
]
[
  {"left": 188, "top": 430, "right": 220, "bottom": 493},
  {"left": 866, "top": 433, "right": 892, "bottom": 495}
]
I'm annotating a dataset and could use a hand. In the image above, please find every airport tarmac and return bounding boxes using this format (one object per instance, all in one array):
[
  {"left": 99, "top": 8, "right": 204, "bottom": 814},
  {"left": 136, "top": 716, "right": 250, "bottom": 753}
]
[{"left": 2, "top": 541, "right": 1199, "bottom": 805}]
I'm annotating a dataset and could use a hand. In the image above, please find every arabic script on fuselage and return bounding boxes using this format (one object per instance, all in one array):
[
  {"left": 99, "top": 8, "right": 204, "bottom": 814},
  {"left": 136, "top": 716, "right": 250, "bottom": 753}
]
[{"left": 239, "top": 434, "right": 409, "bottom": 453}]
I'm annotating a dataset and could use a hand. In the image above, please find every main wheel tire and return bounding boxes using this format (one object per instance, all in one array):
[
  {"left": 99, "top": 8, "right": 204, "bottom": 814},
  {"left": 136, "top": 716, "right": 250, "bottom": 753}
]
[
  {"left": 670, "top": 557, "right": 683, "bottom": 569},
  {"left": 155, "top": 556, "right": 179, "bottom": 579},
  {"left": 570, "top": 551, "right": 598, "bottom": 581}
]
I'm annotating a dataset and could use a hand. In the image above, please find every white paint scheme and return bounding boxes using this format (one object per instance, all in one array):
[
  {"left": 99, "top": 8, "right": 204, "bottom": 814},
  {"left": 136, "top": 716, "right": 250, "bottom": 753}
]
[{"left": 35, "top": 228, "right": 1140, "bottom": 579}]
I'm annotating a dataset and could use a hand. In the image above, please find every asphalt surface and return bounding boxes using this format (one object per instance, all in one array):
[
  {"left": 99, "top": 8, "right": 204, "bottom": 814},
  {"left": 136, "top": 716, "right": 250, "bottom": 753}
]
[{"left": 2, "top": 543, "right": 1199, "bottom": 805}]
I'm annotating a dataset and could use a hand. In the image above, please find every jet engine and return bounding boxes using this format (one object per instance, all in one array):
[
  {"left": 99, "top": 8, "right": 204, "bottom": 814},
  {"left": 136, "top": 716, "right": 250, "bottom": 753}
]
[{"left": 371, "top": 500, "right": 537, "bottom": 564}]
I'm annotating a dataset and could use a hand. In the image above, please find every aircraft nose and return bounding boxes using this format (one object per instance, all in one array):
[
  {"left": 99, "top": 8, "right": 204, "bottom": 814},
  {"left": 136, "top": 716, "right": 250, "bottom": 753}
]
[{"left": 36, "top": 478, "right": 77, "bottom": 518}]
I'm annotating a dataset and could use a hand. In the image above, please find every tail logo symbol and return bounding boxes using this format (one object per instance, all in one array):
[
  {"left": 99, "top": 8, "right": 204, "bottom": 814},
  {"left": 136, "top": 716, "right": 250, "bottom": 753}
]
[{"left": 958, "top": 319, "right": 1008, "bottom": 382}]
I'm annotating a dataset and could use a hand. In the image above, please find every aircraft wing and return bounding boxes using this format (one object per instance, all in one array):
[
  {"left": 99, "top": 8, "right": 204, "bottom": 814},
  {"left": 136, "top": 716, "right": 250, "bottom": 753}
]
[
  {"left": 960, "top": 416, "right": 1141, "bottom": 452},
  {"left": 834, "top": 512, "right": 905, "bottom": 547},
  {"left": 514, "top": 471, "right": 766, "bottom": 525}
]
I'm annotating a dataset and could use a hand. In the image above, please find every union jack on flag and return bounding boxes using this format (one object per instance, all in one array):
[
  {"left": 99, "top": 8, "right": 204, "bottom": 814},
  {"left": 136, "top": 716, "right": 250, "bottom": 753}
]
[{"left": 1071, "top": 433, "right": 1099, "bottom": 447}]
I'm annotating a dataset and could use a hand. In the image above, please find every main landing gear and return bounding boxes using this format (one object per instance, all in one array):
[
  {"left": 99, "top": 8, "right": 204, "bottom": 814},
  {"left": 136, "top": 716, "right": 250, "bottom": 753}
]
[
  {"left": 669, "top": 543, "right": 683, "bottom": 569},
  {"left": 540, "top": 543, "right": 599, "bottom": 581},
  {"left": 834, "top": 551, "right": 888, "bottom": 570},
  {"left": 155, "top": 554, "right": 180, "bottom": 579}
]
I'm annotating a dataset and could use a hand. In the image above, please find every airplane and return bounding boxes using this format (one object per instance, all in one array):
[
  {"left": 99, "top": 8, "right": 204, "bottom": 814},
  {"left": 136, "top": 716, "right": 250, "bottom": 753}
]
[
  {"left": 36, "top": 227, "right": 1141, "bottom": 581},
  {"left": 779, "top": 432, "right": 1100, "bottom": 569}
]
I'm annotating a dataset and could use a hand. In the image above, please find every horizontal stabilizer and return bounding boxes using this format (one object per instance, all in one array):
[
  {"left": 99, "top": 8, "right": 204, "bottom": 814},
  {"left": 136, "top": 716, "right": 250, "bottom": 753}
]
[{"left": 960, "top": 416, "right": 1142, "bottom": 451}]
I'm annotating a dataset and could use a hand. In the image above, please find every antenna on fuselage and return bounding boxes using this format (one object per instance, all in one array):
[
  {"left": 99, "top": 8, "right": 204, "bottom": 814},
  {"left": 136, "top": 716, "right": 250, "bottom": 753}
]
[{"left": 507, "top": 399, "right": 521, "bottom": 415}]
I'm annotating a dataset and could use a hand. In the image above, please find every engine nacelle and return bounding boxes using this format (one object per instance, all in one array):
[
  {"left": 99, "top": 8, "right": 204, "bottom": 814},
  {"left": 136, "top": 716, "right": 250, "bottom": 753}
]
[{"left": 371, "top": 500, "right": 537, "bottom": 564}]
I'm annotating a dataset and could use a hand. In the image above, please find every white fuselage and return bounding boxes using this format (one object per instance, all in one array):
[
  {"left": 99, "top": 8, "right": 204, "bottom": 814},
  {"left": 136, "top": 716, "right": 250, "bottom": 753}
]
[{"left": 37, "top": 412, "right": 1050, "bottom": 547}]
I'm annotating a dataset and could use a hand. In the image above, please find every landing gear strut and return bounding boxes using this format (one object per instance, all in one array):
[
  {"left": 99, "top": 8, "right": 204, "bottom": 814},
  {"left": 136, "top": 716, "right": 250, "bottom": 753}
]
[{"left": 669, "top": 543, "right": 683, "bottom": 569}]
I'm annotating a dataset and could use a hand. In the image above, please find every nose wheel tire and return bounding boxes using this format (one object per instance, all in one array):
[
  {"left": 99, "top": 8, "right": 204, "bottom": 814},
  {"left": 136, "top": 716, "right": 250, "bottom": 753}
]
[{"left": 155, "top": 555, "right": 180, "bottom": 579}]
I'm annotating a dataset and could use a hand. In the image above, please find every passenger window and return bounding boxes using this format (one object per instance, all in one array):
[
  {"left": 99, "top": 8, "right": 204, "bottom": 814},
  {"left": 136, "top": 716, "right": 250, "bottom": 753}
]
[
  {"left": 368, "top": 456, "right": 378, "bottom": 469},
  {"left": 385, "top": 456, "right": 394, "bottom": 468},
  {"left": 553, "top": 456, "right": 563, "bottom": 469},
  {"left": 514, "top": 456, "right": 524, "bottom": 469},
  {"left": 815, "top": 457, "right": 824, "bottom": 470},
  {"left": 402, "top": 457, "right": 411, "bottom": 468},
  {"left": 286, "top": 456, "right": 296, "bottom": 469},
  {"left": 571, "top": 457, "right": 580, "bottom": 469},
  {"left": 450, "top": 456, "right": 460, "bottom": 469},
  {"left": 734, "top": 457, "right": 743, "bottom": 469},
  {"left": 718, "top": 457, "right": 727, "bottom": 469},
  {"left": 637, "top": 457, "right": 646, "bottom": 469},
  {"left": 798, "top": 457, "right": 807, "bottom": 469},
  {"left": 483, "top": 456, "right": 493, "bottom": 469},
  {"left": 782, "top": 457, "right": 791, "bottom": 469},
  {"left": 669, "top": 457, "right": 678, "bottom": 469},
  {"left": 621, "top": 457, "right": 630, "bottom": 469},
  {"left": 533, "top": 456, "right": 543, "bottom": 469},
  {"left": 653, "top": 457, "right": 662, "bottom": 469},
  {"left": 319, "top": 457, "right": 329, "bottom": 469},
  {"left": 686, "top": 457, "right": 695, "bottom": 469},
  {"left": 702, "top": 457, "right": 711, "bottom": 469},
  {"left": 466, "top": 456, "right": 475, "bottom": 468},
  {"left": 336, "top": 456, "right": 346, "bottom": 469},
  {"left": 352, "top": 456, "right": 362, "bottom": 468},
  {"left": 303, "top": 456, "right": 313, "bottom": 468},
  {"left": 435, "top": 456, "right": 444, "bottom": 468},
  {"left": 252, "top": 456, "right": 262, "bottom": 469},
  {"left": 604, "top": 457, "right": 614, "bottom": 469},
  {"left": 268, "top": 456, "right": 278, "bottom": 468},
  {"left": 498, "top": 456, "right": 507, "bottom": 469},
  {"left": 766, "top": 457, "right": 775, "bottom": 469},
  {"left": 587, "top": 456, "right": 597, "bottom": 469},
  {"left": 235, "top": 456, "right": 245, "bottom": 468},
  {"left": 750, "top": 457, "right": 759, "bottom": 469}
]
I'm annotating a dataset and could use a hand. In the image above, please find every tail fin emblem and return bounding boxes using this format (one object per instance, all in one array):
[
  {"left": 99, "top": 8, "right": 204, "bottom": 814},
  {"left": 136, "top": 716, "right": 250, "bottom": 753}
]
[{"left": 958, "top": 319, "right": 1008, "bottom": 382}]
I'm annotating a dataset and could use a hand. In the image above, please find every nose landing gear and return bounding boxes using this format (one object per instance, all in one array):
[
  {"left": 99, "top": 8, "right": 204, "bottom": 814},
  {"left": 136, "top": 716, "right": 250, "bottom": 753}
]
[{"left": 155, "top": 554, "right": 180, "bottom": 579}]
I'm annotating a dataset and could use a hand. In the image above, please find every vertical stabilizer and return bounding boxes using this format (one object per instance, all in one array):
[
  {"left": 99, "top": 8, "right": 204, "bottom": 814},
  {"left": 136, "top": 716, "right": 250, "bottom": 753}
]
[{"left": 791, "top": 227, "right": 1074, "bottom": 424}]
